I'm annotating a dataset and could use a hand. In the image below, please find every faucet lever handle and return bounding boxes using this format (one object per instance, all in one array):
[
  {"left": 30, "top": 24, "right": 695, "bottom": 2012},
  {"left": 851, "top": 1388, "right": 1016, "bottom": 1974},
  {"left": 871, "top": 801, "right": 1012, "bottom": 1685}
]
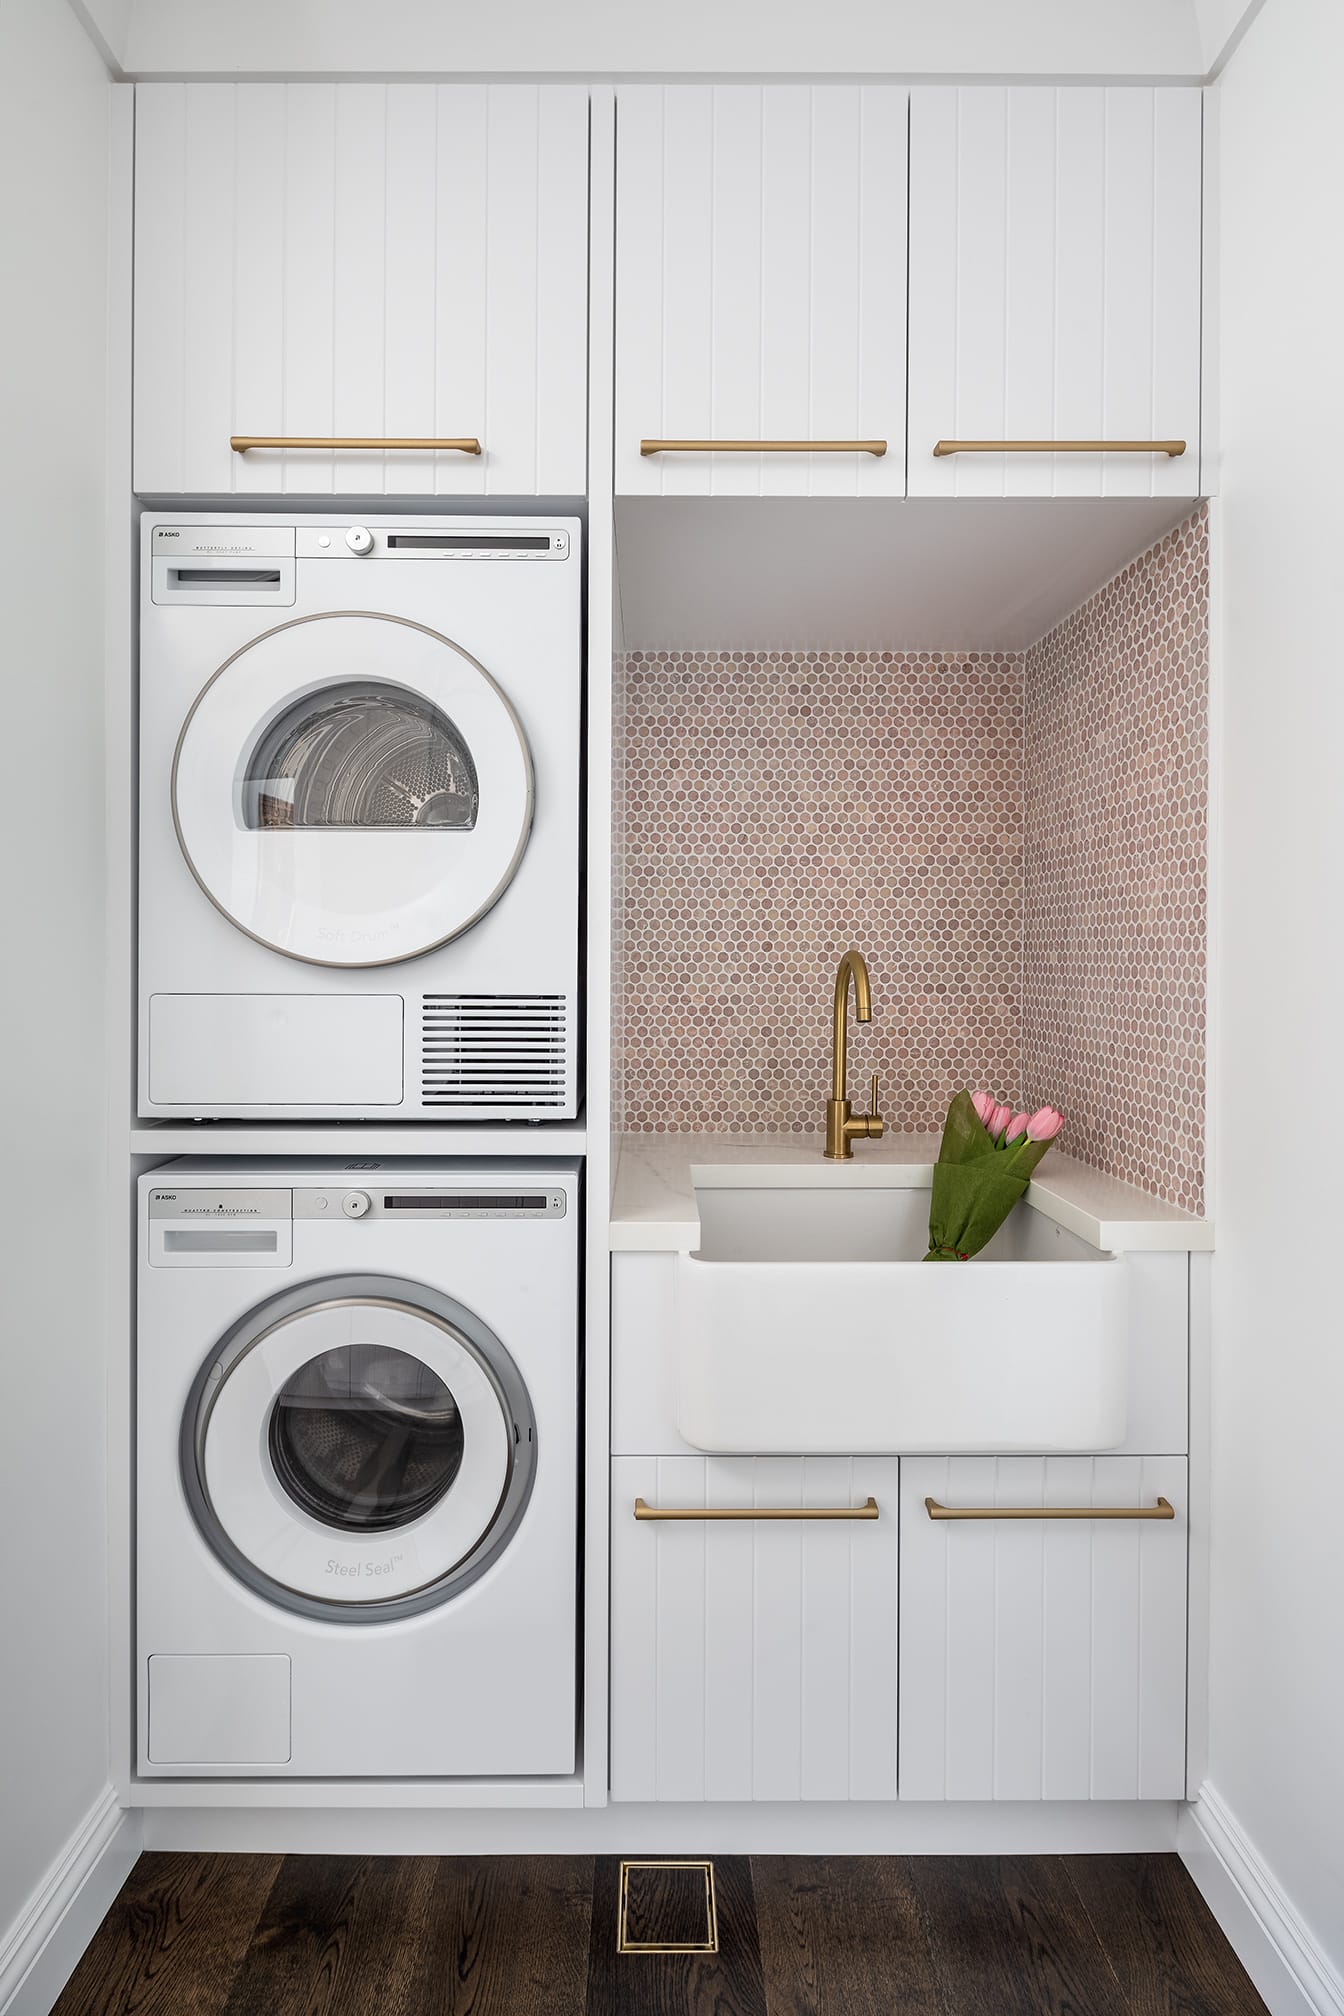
[{"left": 870, "top": 1072, "right": 880, "bottom": 1118}]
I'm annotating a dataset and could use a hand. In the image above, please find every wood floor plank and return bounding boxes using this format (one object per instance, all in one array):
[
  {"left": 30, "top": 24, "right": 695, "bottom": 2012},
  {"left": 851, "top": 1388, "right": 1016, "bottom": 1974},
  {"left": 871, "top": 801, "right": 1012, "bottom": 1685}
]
[
  {"left": 218, "top": 1854, "right": 435, "bottom": 2016},
  {"left": 407, "top": 1855, "right": 594, "bottom": 2016},
  {"left": 587, "top": 1855, "right": 767, "bottom": 2016},
  {"left": 1065, "top": 1854, "right": 1270, "bottom": 2016},
  {"left": 45, "top": 1846, "right": 1276, "bottom": 2016},
  {"left": 753, "top": 1855, "right": 944, "bottom": 2016},
  {"left": 50, "top": 1851, "right": 282, "bottom": 2016},
  {"left": 911, "top": 1854, "right": 1129, "bottom": 2016}
]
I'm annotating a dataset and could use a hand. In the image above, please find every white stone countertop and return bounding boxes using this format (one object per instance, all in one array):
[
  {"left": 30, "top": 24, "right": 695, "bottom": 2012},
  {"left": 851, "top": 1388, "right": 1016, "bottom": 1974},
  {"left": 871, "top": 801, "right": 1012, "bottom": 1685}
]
[{"left": 609, "top": 1132, "right": 1214, "bottom": 1255}]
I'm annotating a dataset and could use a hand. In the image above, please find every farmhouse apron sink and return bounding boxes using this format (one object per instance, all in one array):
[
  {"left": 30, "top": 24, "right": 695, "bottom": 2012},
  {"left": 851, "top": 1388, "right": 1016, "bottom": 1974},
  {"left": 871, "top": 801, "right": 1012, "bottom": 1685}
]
[{"left": 675, "top": 1184, "right": 1128, "bottom": 1454}]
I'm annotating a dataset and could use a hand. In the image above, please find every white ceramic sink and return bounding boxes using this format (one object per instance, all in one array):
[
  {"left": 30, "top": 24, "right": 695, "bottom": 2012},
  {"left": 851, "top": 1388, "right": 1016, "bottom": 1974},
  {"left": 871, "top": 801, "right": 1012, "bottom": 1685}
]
[{"left": 675, "top": 1183, "right": 1129, "bottom": 1453}]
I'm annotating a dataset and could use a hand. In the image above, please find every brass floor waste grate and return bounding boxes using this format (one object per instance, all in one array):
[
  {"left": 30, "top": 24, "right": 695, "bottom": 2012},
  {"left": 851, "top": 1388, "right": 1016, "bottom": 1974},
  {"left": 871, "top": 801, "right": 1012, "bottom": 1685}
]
[{"left": 616, "top": 1859, "right": 719, "bottom": 1955}]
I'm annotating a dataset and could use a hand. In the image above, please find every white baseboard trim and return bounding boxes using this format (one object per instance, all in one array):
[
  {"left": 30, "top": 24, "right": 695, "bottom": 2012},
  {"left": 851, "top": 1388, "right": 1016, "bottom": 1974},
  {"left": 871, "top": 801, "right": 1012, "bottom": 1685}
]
[
  {"left": 0, "top": 1788, "right": 142, "bottom": 2016},
  {"left": 142, "top": 1796, "right": 1179, "bottom": 1858},
  {"left": 1180, "top": 1781, "right": 1344, "bottom": 2016}
]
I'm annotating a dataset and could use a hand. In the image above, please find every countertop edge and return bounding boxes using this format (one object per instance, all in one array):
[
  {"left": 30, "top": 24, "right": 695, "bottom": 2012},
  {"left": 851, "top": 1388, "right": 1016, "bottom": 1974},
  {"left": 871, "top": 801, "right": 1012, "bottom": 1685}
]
[{"left": 608, "top": 1135, "right": 1214, "bottom": 1255}]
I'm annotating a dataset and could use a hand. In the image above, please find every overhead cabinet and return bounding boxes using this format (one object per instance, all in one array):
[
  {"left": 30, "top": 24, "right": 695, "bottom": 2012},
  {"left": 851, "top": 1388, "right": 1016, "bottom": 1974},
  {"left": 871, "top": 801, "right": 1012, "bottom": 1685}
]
[
  {"left": 133, "top": 84, "right": 589, "bottom": 496},
  {"left": 908, "top": 87, "right": 1203, "bottom": 497},
  {"left": 615, "top": 86, "right": 908, "bottom": 497}
]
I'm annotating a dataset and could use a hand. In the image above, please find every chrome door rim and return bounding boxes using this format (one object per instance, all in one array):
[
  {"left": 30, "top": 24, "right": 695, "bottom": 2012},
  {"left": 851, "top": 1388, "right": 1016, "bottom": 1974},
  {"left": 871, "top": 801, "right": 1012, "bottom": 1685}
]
[{"left": 180, "top": 1273, "right": 537, "bottom": 1622}]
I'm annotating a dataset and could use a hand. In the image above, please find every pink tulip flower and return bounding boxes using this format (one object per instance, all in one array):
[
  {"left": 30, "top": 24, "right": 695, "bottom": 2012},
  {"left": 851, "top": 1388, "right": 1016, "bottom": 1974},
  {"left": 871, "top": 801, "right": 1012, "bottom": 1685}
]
[
  {"left": 990, "top": 1103, "right": 1013, "bottom": 1138},
  {"left": 1026, "top": 1105, "right": 1065, "bottom": 1142},
  {"left": 1005, "top": 1112, "right": 1029, "bottom": 1142},
  {"left": 971, "top": 1090, "right": 998, "bottom": 1129}
]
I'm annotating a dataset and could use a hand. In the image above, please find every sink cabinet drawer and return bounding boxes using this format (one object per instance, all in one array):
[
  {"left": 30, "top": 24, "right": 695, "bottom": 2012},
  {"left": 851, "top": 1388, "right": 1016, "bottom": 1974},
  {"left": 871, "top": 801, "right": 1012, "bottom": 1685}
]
[
  {"left": 899, "top": 1456, "right": 1188, "bottom": 1800},
  {"left": 610, "top": 1456, "right": 899, "bottom": 1802}
]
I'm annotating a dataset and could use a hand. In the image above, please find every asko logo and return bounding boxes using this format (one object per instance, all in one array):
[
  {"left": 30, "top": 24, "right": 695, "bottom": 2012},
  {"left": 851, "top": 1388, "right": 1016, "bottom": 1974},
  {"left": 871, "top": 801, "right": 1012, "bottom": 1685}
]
[{"left": 158, "top": 529, "right": 181, "bottom": 538}]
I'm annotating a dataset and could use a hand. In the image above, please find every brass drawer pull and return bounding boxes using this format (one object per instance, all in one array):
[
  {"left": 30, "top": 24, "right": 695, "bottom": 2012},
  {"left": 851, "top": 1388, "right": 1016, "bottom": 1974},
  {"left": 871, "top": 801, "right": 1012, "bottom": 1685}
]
[
  {"left": 925, "top": 1496, "right": 1175, "bottom": 1522},
  {"left": 640, "top": 438, "right": 887, "bottom": 457},
  {"left": 932, "top": 438, "right": 1185, "bottom": 458},
  {"left": 634, "top": 1496, "right": 879, "bottom": 1521},
  {"left": 231, "top": 435, "right": 482, "bottom": 455}
]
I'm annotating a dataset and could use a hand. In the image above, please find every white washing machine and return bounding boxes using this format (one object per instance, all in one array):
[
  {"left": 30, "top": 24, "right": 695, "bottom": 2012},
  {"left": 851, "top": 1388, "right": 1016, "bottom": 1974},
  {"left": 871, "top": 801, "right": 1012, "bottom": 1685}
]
[
  {"left": 139, "top": 514, "right": 581, "bottom": 1120},
  {"left": 136, "top": 1160, "right": 580, "bottom": 1779}
]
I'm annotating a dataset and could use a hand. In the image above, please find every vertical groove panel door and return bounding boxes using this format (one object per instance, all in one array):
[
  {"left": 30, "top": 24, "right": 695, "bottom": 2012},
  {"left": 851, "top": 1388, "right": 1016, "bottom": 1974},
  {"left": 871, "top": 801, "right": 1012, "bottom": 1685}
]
[
  {"left": 616, "top": 85, "right": 907, "bottom": 496},
  {"left": 133, "top": 84, "right": 589, "bottom": 496},
  {"left": 899, "top": 1456, "right": 1188, "bottom": 1800},
  {"left": 908, "top": 87, "right": 1203, "bottom": 497},
  {"left": 610, "top": 1456, "right": 899, "bottom": 1802}
]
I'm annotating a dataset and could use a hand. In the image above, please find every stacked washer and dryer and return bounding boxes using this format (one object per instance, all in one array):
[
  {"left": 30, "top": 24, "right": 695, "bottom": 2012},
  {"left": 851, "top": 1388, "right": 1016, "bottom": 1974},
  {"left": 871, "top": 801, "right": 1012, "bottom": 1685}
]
[{"left": 135, "top": 516, "right": 584, "bottom": 1781}]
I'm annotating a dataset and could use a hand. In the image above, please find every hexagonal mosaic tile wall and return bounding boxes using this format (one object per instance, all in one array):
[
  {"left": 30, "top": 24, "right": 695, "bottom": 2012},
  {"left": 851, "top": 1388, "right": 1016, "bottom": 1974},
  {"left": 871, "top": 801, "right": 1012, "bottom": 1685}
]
[
  {"left": 616, "top": 648, "right": 1025, "bottom": 1138},
  {"left": 614, "top": 507, "right": 1208, "bottom": 1211},
  {"left": 1023, "top": 507, "right": 1208, "bottom": 1213}
]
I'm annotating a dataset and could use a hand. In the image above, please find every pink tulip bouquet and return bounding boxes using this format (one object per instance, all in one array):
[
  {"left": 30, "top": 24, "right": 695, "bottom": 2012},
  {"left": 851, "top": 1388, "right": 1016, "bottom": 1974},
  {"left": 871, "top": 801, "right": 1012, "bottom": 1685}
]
[{"left": 924, "top": 1088, "right": 1066, "bottom": 1262}]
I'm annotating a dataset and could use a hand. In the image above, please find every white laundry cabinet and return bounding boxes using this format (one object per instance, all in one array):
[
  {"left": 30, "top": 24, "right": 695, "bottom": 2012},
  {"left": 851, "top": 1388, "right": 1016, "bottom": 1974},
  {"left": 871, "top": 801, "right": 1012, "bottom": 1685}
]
[
  {"left": 898, "top": 1456, "right": 1189, "bottom": 1801},
  {"left": 133, "top": 83, "right": 589, "bottom": 496},
  {"left": 607, "top": 1246, "right": 1191, "bottom": 1803},
  {"left": 614, "top": 85, "right": 908, "bottom": 497},
  {"left": 908, "top": 87, "right": 1204, "bottom": 497},
  {"left": 609, "top": 1455, "right": 900, "bottom": 1802}
]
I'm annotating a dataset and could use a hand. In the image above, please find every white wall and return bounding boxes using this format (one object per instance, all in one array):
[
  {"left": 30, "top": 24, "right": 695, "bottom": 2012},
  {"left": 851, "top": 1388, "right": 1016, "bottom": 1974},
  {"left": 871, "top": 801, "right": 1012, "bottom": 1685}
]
[
  {"left": 117, "top": 0, "right": 1207, "bottom": 79},
  {"left": 0, "top": 0, "right": 114, "bottom": 1969},
  {"left": 1207, "top": 0, "right": 1344, "bottom": 1990}
]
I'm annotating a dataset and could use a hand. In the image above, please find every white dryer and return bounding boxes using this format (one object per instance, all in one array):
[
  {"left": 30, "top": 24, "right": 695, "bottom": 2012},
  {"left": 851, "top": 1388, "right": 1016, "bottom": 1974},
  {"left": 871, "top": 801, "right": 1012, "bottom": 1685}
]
[
  {"left": 139, "top": 514, "right": 581, "bottom": 1120},
  {"left": 136, "top": 1160, "right": 579, "bottom": 1779}
]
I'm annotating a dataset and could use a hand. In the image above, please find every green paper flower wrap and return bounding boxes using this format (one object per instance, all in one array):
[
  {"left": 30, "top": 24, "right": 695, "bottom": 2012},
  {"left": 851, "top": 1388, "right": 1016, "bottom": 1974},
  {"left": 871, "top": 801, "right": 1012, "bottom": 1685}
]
[{"left": 924, "top": 1089, "right": 1063, "bottom": 1262}]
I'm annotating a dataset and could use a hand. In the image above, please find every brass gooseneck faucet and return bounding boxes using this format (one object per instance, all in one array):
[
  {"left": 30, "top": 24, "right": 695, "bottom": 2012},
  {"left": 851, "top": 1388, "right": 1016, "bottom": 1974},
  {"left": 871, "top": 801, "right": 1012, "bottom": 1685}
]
[{"left": 824, "top": 949, "right": 886, "bottom": 1159}]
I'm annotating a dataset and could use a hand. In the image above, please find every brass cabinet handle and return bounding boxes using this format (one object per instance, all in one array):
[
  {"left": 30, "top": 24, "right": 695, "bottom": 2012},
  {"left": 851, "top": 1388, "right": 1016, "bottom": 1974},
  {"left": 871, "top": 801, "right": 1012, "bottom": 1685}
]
[
  {"left": 634, "top": 1496, "right": 879, "bottom": 1521},
  {"left": 925, "top": 1496, "right": 1175, "bottom": 1522},
  {"left": 640, "top": 438, "right": 887, "bottom": 457},
  {"left": 231, "top": 435, "right": 482, "bottom": 455},
  {"left": 932, "top": 438, "right": 1185, "bottom": 458}
]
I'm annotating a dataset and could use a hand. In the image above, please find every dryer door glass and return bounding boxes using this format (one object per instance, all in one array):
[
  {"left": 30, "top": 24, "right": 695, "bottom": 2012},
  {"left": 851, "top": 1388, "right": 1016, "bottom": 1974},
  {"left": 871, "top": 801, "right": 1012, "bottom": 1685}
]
[
  {"left": 242, "top": 683, "right": 479, "bottom": 832},
  {"left": 172, "top": 612, "right": 533, "bottom": 967},
  {"left": 268, "top": 1344, "right": 465, "bottom": 1531}
]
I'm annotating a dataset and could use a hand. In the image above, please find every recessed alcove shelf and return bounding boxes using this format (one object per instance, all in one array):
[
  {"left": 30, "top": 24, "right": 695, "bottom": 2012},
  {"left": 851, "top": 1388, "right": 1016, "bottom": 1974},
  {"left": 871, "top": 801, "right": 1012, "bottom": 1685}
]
[
  {"left": 130, "top": 1122, "right": 588, "bottom": 1158},
  {"left": 614, "top": 496, "right": 1199, "bottom": 654}
]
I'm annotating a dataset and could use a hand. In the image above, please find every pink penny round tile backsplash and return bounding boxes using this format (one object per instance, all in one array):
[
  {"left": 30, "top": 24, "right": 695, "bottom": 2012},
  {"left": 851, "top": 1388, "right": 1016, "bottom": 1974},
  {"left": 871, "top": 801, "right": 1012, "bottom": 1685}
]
[
  {"left": 614, "top": 508, "right": 1209, "bottom": 1210},
  {"left": 617, "top": 650, "right": 1024, "bottom": 1135},
  {"left": 1023, "top": 508, "right": 1209, "bottom": 1214}
]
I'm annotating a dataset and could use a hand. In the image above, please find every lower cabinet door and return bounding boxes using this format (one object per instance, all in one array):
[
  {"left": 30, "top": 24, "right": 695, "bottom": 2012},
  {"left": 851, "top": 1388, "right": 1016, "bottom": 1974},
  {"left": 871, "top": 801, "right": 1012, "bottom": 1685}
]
[
  {"left": 610, "top": 1457, "right": 899, "bottom": 1802},
  {"left": 899, "top": 1457, "right": 1188, "bottom": 1801}
]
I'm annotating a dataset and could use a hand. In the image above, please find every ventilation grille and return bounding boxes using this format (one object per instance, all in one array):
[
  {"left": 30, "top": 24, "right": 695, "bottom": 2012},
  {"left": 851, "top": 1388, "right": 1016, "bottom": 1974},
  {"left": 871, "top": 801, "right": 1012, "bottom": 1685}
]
[{"left": 420, "top": 995, "right": 569, "bottom": 1110}]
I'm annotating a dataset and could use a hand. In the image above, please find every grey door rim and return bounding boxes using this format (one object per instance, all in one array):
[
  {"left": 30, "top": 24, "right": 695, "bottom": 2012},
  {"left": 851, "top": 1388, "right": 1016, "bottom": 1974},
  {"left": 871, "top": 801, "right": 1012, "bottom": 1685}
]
[
  {"left": 179, "top": 1271, "right": 537, "bottom": 1623},
  {"left": 169, "top": 608, "right": 536, "bottom": 971}
]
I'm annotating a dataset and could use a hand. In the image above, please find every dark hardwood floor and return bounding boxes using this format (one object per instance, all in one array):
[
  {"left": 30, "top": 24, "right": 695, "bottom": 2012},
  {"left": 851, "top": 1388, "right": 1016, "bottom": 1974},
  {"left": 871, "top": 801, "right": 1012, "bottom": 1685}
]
[{"left": 52, "top": 1850, "right": 1269, "bottom": 2016}]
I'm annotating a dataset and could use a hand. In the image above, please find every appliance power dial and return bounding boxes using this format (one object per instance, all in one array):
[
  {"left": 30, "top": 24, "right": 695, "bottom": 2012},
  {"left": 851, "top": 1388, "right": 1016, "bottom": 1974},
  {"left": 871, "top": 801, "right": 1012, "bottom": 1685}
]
[
  {"left": 345, "top": 525, "right": 374, "bottom": 556},
  {"left": 341, "top": 1191, "right": 371, "bottom": 1218}
]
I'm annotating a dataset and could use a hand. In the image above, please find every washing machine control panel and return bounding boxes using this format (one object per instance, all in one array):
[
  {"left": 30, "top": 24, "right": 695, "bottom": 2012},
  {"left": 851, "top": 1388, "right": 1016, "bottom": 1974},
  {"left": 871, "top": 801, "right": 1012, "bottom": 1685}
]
[{"left": 293, "top": 1186, "right": 567, "bottom": 1221}]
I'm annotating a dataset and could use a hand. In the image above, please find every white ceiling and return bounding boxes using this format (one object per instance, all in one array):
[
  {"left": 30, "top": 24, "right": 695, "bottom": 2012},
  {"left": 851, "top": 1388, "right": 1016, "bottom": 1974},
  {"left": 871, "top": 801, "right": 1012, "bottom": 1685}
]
[
  {"left": 69, "top": 0, "right": 1263, "bottom": 82},
  {"left": 614, "top": 497, "right": 1197, "bottom": 654}
]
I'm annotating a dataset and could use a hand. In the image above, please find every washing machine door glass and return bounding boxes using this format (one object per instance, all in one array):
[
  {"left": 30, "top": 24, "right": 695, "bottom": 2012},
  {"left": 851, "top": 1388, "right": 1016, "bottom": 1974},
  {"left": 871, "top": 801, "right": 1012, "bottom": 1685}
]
[
  {"left": 172, "top": 612, "right": 533, "bottom": 968},
  {"left": 268, "top": 1345, "right": 465, "bottom": 1532},
  {"left": 183, "top": 1277, "right": 536, "bottom": 1619}
]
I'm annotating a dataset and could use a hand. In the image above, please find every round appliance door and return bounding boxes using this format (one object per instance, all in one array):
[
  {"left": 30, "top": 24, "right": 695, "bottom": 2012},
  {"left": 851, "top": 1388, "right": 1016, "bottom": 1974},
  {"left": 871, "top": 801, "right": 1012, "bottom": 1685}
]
[
  {"left": 172, "top": 612, "right": 534, "bottom": 967},
  {"left": 181, "top": 1275, "right": 536, "bottom": 1621}
]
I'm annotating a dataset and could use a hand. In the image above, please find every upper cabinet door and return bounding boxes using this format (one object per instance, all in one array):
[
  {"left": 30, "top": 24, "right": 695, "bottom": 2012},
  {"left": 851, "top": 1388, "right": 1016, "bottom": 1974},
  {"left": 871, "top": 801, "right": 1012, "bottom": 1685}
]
[
  {"left": 908, "top": 88, "right": 1202, "bottom": 498},
  {"left": 616, "top": 86, "right": 907, "bottom": 497},
  {"left": 133, "top": 84, "right": 589, "bottom": 496}
]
